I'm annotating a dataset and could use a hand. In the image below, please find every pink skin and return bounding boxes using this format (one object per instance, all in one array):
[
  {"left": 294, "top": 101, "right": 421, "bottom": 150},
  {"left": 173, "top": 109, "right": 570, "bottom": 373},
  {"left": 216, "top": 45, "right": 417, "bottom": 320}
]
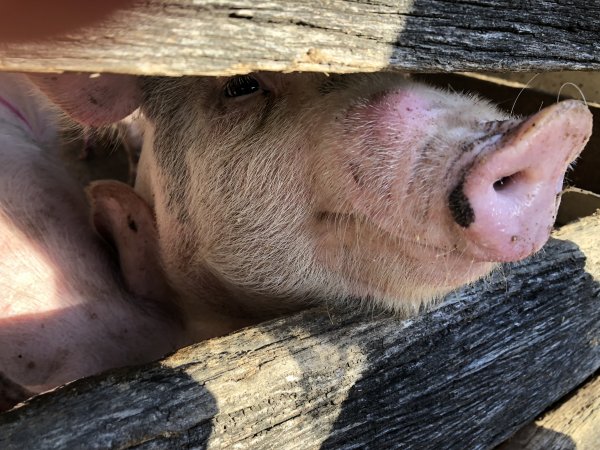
[
  {"left": 343, "top": 90, "right": 592, "bottom": 264},
  {"left": 0, "top": 74, "right": 185, "bottom": 412},
  {"left": 26, "top": 73, "right": 141, "bottom": 126},
  {"left": 27, "top": 72, "right": 593, "bottom": 340},
  {"left": 461, "top": 101, "right": 592, "bottom": 261}
]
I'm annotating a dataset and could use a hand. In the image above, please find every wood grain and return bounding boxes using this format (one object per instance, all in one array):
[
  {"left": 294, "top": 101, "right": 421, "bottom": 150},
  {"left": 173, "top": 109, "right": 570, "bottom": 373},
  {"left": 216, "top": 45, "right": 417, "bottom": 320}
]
[{"left": 0, "top": 1, "right": 599, "bottom": 76}]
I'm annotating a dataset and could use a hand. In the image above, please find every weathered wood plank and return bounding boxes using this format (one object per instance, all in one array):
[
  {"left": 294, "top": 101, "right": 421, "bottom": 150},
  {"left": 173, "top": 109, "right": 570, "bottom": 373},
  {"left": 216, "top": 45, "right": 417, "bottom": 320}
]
[
  {"left": 1, "top": 215, "right": 599, "bottom": 449},
  {"left": 493, "top": 217, "right": 600, "bottom": 450},
  {"left": 0, "top": 1, "right": 599, "bottom": 76},
  {"left": 497, "top": 373, "right": 600, "bottom": 450}
]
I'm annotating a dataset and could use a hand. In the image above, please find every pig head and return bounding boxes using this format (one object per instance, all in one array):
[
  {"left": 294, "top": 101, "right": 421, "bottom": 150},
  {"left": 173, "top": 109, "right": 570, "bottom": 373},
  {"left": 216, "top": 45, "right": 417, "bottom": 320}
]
[{"left": 29, "top": 72, "right": 593, "bottom": 339}]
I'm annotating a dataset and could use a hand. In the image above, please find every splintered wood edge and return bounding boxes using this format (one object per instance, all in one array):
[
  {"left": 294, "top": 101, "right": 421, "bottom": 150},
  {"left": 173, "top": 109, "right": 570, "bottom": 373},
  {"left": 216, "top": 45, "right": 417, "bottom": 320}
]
[{"left": 0, "top": 0, "right": 599, "bottom": 76}]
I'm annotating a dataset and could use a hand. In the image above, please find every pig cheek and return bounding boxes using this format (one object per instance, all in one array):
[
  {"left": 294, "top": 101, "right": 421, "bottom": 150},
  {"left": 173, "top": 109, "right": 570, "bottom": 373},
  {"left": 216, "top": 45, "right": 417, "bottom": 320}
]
[
  {"left": 152, "top": 190, "right": 197, "bottom": 283},
  {"left": 336, "top": 105, "right": 430, "bottom": 233}
]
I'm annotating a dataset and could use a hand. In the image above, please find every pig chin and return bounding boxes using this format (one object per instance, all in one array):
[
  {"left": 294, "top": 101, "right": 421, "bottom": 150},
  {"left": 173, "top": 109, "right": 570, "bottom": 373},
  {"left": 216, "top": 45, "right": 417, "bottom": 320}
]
[
  {"left": 351, "top": 248, "right": 495, "bottom": 309},
  {"left": 315, "top": 215, "right": 496, "bottom": 309}
]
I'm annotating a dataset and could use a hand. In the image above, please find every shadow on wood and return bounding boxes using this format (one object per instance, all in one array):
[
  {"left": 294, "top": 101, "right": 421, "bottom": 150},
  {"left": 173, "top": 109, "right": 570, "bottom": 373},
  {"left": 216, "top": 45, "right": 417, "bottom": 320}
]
[{"left": 0, "top": 215, "right": 599, "bottom": 449}]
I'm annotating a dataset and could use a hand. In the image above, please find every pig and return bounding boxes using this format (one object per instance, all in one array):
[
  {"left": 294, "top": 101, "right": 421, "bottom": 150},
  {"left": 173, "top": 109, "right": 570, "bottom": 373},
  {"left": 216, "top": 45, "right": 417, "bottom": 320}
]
[
  {"left": 28, "top": 72, "right": 593, "bottom": 342},
  {"left": 0, "top": 73, "right": 186, "bottom": 412}
]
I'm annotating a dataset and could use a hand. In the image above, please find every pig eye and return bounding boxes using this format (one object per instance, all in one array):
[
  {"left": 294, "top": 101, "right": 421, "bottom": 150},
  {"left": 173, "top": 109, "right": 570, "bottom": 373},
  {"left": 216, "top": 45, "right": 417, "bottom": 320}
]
[{"left": 223, "top": 75, "right": 262, "bottom": 98}]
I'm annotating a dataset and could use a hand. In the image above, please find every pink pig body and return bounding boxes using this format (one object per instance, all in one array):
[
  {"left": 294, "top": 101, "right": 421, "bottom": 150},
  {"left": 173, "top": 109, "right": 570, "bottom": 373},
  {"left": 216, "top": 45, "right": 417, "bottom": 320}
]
[{"left": 0, "top": 74, "right": 184, "bottom": 411}]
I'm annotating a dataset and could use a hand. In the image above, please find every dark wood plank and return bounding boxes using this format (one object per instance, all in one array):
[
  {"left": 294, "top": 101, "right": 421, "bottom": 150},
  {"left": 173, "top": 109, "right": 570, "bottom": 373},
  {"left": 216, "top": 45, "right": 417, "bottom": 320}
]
[{"left": 0, "top": 1, "right": 599, "bottom": 75}]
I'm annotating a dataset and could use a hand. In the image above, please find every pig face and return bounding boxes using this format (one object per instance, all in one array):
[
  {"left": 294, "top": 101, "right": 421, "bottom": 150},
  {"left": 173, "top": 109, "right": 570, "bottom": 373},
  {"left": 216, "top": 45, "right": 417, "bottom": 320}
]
[
  {"left": 30, "top": 72, "right": 592, "bottom": 335},
  {"left": 134, "top": 73, "right": 591, "bottom": 317}
]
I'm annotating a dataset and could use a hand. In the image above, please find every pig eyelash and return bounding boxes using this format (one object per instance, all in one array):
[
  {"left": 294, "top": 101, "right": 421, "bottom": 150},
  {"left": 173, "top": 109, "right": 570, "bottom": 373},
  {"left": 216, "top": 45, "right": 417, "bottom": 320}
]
[{"left": 223, "top": 75, "right": 265, "bottom": 99}]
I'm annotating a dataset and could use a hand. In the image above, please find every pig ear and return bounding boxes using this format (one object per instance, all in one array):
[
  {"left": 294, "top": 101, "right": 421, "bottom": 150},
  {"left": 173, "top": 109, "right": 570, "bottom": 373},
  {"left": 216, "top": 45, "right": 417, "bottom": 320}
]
[
  {"left": 86, "top": 180, "right": 172, "bottom": 302},
  {"left": 27, "top": 73, "right": 141, "bottom": 126}
]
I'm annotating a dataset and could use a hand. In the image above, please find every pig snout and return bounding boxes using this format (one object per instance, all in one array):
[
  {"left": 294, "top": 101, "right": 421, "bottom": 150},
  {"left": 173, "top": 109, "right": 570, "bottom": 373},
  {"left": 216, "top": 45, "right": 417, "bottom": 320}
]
[
  {"left": 339, "top": 85, "right": 592, "bottom": 303},
  {"left": 450, "top": 100, "right": 593, "bottom": 262}
]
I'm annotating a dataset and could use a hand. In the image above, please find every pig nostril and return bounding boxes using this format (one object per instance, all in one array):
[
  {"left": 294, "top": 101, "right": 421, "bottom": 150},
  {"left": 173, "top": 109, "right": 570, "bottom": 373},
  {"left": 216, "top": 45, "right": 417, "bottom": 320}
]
[
  {"left": 493, "top": 176, "right": 511, "bottom": 191},
  {"left": 493, "top": 173, "right": 520, "bottom": 192}
]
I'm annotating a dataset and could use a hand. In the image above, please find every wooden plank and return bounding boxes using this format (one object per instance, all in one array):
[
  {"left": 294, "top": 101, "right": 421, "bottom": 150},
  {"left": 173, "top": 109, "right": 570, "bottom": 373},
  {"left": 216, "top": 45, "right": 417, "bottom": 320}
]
[
  {"left": 1, "top": 214, "right": 599, "bottom": 449},
  {"left": 497, "top": 373, "right": 600, "bottom": 450},
  {"left": 0, "top": 1, "right": 599, "bottom": 76},
  {"left": 471, "top": 72, "right": 600, "bottom": 107}
]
